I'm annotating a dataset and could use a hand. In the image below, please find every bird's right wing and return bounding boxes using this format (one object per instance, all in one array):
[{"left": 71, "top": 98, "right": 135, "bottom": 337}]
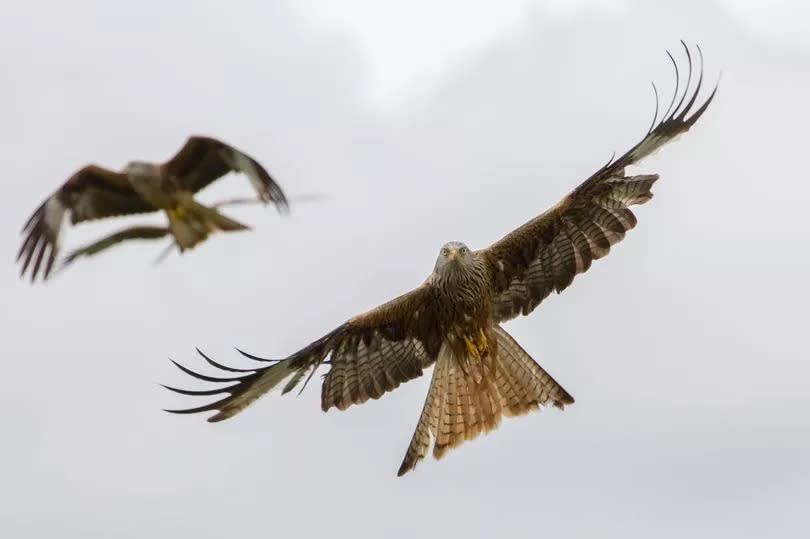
[
  {"left": 165, "top": 283, "right": 444, "bottom": 422},
  {"left": 18, "top": 165, "right": 157, "bottom": 282}
]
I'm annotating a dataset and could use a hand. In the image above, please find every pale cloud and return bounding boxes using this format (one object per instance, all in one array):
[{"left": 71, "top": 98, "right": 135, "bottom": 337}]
[
  {"left": 294, "top": 0, "right": 538, "bottom": 107},
  {"left": 717, "top": 0, "right": 810, "bottom": 51},
  {"left": 293, "top": 0, "right": 635, "bottom": 109}
]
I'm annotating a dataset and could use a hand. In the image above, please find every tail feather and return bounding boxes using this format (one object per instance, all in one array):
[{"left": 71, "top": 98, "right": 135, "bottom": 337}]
[
  {"left": 433, "top": 354, "right": 503, "bottom": 460},
  {"left": 458, "top": 366, "right": 479, "bottom": 441},
  {"left": 492, "top": 325, "right": 574, "bottom": 414},
  {"left": 436, "top": 358, "right": 460, "bottom": 454},
  {"left": 397, "top": 353, "right": 448, "bottom": 476},
  {"left": 397, "top": 325, "right": 573, "bottom": 476}
]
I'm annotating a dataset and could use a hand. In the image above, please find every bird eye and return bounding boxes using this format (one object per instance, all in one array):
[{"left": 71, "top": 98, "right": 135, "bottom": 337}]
[
  {"left": 441, "top": 247, "right": 449, "bottom": 256},
  {"left": 460, "top": 247, "right": 468, "bottom": 255}
]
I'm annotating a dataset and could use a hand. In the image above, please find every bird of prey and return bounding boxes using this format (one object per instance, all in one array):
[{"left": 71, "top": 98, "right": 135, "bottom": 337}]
[
  {"left": 166, "top": 43, "right": 717, "bottom": 476},
  {"left": 17, "top": 136, "right": 289, "bottom": 282}
]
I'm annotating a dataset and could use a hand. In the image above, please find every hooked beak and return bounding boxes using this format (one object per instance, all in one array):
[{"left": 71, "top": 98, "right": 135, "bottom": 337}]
[{"left": 447, "top": 249, "right": 462, "bottom": 263}]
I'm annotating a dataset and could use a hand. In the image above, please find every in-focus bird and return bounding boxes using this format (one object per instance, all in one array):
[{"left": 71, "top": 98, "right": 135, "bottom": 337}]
[
  {"left": 166, "top": 43, "right": 717, "bottom": 476},
  {"left": 17, "top": 136, "right": 289, "bottom": 282}
]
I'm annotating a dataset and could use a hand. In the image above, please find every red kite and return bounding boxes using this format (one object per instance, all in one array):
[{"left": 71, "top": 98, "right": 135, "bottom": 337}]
[
  {"left": 18, "top": 136, "right": 288, "bottom": 281},
  {"left": 167, "top": 44, "right": 717, "bottom": 476}
]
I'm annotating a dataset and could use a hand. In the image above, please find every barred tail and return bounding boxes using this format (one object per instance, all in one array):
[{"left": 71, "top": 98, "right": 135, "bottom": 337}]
[
  {"left": 491, "top": 325, "right": 574, "bottom": 416},
  {"left": 397, "top": 326, "right": 573, "bottom": 476}
]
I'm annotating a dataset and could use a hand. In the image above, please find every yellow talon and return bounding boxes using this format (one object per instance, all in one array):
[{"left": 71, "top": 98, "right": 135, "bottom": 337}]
[
  {"left": 477, "top": 328, "right": 488, "bottom": 352},
  {"left": 464, "top": 337, "right": 480, "bottom": 359}
]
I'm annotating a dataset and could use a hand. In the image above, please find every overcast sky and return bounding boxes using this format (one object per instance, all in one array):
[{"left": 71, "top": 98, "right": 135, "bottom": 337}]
[{"left": 2, "top": 1, "right": 808, "bottom": 538}]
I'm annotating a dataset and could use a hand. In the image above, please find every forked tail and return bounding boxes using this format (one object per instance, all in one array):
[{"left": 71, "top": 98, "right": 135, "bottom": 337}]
[{"left": 397, "top": 324, "right": 573, "bottom": 476}]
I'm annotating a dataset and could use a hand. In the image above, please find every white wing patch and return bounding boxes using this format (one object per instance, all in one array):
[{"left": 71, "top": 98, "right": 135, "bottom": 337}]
[
  {"left": 628, "top": 132, "right": 684, "bottom": 164},
  {"left": 43, "top": 196, "right": 67, "bottom": 249},
  {"left": 71, "top": 191, "right": 100, "bottom": 223},
  {"left": 222, "top": 148, "right": 268, "bottom": 201}
]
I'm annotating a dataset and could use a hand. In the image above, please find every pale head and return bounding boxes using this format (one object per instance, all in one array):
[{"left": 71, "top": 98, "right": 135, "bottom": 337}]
[{"left": 434, "top": 241, "right": 473, "bottom": 274}]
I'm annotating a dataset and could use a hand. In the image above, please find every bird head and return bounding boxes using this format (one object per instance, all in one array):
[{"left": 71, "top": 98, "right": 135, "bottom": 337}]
[{"left": 434, "top": 241, "right": 473, "bottom": 274}]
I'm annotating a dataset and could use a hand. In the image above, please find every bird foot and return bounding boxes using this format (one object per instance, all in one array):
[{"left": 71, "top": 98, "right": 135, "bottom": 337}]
[
  {"left": 476, "top": 328, "right": 489, "bottom": 354},
  {"left": 464, "top": 337, "right": 480, "bottom": 359},
  {"left": 464, "top": 329, "right": 489, "bottom": 359}
]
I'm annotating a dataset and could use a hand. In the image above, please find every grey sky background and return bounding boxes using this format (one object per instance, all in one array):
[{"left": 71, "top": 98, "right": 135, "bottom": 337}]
[{"left": 2, "top": 1, "right": 808, "bottom": 538}]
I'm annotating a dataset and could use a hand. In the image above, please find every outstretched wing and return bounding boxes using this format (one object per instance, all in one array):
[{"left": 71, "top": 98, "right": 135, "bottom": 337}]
[
  {"left": 163, "top": 135, "right": 289, "bottom": 210},
  {"left": 18, "top": 165, "right": 157, "bottom": 282},
  {"left": 165, "top": 283, "right": 445, "bottom": 422},
  {"left": 481, "top": 42, "right": 717, "bottom": 322},
  {"left": 59, "top": 225, "right": 170, "bottom": 268}
]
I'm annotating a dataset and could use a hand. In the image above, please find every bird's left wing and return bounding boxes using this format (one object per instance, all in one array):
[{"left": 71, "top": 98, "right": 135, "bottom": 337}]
[
  {"left": 163, "top": 136, "right": 289, "bottom": 210},
  {"left": 480, "top": 43, "right": 717, "bottom": 322},
  {"left": 165, "top": 283, "right": 444, "bottom": 422},
  {"left": 58, "top": 225, "right": 170, "bottom": 269}
]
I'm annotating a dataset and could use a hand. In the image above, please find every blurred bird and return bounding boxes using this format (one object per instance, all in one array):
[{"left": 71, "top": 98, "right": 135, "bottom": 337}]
[
  {"left": 17, "top": 136, "right": 289, "bottom": 282},
  {"left": 166, "top": 43, "right": 718, "bottom": 476}
]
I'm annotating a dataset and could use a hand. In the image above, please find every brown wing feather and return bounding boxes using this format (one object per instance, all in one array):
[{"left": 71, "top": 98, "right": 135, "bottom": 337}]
[
  {"left": 163, "top": 136, "right": 288, "bottom": 209},
  {"left": 60, "top": 225, "right": 169, "bottom": 268},
  {"left": 164, "top": 284, "right": 444, "bottom": 421},
  {"left": 481, "top": 42, "right": 717, "bottom": 322},
  {"left": 17, "top": 165, "right": 157, "bottom": 282}
]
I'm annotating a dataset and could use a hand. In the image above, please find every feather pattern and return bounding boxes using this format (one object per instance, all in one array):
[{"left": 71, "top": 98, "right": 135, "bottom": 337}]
[
  {"left": 17, "top": 166, "right": 155, "bottom": 282},
  {"left": 483, "top": 42, "right": 717, "bottom": 322},
  {"left": 165, "top": 43, "right": 716, "bottom": 477},
  {"left": 165, "top": 285, "right": 445, "bottom": 421},
  {"left": 397, "top": 325, "right": 573, "bottom": 476},
  {"left": 164, "top": 135, "right": 288, "bottom": 209},
  {"left": 59, "top": 225, "right": 170, "bottom": 269}
]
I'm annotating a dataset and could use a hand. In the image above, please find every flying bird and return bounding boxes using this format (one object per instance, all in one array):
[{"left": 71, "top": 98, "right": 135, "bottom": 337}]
[
  {"left": 17, "top": 136, "right": 289, "bottom": 282},
  {"left": 165, "top": 43, "right": 718, "bottom": 476}
]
